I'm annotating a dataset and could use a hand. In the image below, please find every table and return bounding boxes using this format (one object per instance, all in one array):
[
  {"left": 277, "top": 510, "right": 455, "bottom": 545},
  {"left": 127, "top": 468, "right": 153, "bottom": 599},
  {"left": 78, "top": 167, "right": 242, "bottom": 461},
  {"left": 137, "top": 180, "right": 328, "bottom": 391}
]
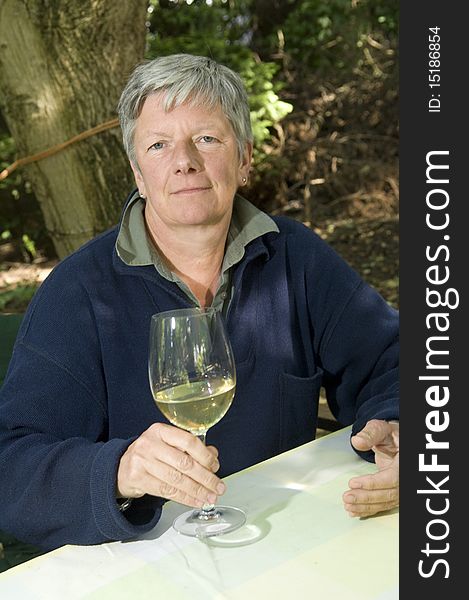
[{"left": 0, "top": 427, "right": 398, "bottom": 599}]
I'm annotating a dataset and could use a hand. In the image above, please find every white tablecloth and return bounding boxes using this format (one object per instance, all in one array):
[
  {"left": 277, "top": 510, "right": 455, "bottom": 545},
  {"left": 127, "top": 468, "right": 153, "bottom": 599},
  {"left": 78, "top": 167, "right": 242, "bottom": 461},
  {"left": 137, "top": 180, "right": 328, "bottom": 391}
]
[{"left": 0, "top": 427, "right": 398, "bottom": 599}]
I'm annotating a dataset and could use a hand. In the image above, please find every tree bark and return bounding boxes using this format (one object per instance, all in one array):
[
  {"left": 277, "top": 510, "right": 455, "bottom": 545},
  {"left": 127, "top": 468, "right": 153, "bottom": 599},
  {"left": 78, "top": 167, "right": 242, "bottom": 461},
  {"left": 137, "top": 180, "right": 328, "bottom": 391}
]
[{"left": 0, "top": 0, "right": 148, "bottom": 258}]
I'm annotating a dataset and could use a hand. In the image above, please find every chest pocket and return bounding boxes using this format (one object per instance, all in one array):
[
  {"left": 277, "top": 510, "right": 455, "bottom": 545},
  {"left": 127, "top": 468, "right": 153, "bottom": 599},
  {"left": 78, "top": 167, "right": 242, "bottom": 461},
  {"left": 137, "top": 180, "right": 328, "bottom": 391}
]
[{"left": 278, "top": 368, "right": 323, "bottom": 453}]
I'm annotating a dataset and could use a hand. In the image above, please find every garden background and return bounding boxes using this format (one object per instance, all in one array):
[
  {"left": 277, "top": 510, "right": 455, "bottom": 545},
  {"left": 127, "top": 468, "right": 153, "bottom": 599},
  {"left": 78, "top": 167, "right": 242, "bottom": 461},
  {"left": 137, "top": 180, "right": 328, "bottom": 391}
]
[{"left": 0, "top": 0, "right": 398, "bottom": 570}]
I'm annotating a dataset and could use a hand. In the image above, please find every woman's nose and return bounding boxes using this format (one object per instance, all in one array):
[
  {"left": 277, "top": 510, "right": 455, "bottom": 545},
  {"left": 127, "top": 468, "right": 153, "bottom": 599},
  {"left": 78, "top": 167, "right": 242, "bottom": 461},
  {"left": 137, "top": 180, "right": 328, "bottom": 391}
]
[{"left": 173, "top": 141, "right": 204, "bottom": 174}]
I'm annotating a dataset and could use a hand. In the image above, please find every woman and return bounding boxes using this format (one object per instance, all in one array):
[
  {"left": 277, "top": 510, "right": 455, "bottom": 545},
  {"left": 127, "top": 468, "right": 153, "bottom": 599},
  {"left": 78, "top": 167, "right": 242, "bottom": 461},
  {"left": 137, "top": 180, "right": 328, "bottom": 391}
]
[{"left": 0, "top": 55, "right": 399, "bottom": 549}]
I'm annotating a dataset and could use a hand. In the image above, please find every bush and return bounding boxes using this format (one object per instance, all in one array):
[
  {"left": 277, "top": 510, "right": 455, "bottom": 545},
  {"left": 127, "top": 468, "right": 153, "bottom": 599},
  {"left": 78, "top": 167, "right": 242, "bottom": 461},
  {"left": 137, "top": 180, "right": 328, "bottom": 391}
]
[{"left": 146, "top": 0, "right": 292, "bottom": 162}]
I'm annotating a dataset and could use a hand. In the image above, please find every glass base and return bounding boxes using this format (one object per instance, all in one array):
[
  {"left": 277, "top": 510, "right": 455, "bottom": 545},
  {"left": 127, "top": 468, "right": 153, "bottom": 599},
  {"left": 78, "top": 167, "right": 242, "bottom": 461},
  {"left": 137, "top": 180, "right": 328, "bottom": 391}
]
[{"left": 173, "top": 505, "right": 246, "bottom": 538}]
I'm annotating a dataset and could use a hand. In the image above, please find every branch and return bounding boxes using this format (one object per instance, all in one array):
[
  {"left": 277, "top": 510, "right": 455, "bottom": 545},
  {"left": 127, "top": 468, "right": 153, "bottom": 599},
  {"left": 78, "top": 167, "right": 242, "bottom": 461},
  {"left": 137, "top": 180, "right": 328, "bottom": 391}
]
[{"left": 0, "top": 118, "right": 119, "bottom": 181}]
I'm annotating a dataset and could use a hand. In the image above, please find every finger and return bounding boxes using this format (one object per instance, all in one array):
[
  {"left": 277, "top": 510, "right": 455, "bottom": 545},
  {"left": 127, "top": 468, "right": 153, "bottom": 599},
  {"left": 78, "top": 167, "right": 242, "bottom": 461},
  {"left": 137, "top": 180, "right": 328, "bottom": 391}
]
[
  {"left": 145, "top": 446, "right": 226, "bottom": 500},
  {"left": 344, "top": 499, "right": 398, "bottom": 517},
  {"left": 206, "top": 445, "right": 219, "bottom": 459},
  {"left": 117, "top": 426, "right": 220, "bottom": 498},
  {"left": 351, "top": 419, "right": 392, "bottom": 452},
  {"left": 343, "top": 485, "right": 398, "bottom": 508},
  {"left": 154, "top": 423, "right": 220, "bottom": 471},
  {"left": 206, "top": 445, "right": 220, "bottom": 470},
  {"left": 121, "top": 437, "right": 226, "bottom": 507},
  {"left": 140, "top": 468, "right": 222, "bottom": 508},
  {"left": 348, "top": 461, "right": 399, "bottom": 492},
  {"left": 123, "top": 469, "right": 204, "bottom": 508}
]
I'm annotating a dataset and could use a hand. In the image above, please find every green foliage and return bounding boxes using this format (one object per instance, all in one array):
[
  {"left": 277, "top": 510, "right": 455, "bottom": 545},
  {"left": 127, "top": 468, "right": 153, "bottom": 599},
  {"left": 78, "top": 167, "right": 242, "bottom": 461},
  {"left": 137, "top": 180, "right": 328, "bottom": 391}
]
[
  {"left": 21, "top": 234, "right": 36, "bottom": 259},
  {"left": 0, "top": 131, "right": 22, "bottom": 241},
  {"left": 0, "top": 0, "right": 398, "bottom": 308},
  {"left": 0, "top": 530, "right": 43, "bottom": 572},
  {"left": 0, "top": 134, "right": 16, "bottom": 190},
  {"left": 146, "top": 0, "right": 292, "bottom": 161},
  {"left": 0, "top": 284, "right": 37, "bottom": 312},
  {"left": 275, "top": 0, "right": 398, "bottom": 78},
  {"left": 148, "top": 0, "right": 252, "bottom": 45},
  {"left": 0, "top": 129, "right": 51, "bottom": 262}
]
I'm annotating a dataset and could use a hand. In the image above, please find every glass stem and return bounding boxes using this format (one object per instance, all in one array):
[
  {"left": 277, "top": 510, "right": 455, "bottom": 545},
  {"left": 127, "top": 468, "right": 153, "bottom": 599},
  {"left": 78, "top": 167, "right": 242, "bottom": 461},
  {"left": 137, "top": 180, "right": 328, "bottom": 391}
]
[{"left": 197, "top": 433, "right": 217, "bottom": 517}]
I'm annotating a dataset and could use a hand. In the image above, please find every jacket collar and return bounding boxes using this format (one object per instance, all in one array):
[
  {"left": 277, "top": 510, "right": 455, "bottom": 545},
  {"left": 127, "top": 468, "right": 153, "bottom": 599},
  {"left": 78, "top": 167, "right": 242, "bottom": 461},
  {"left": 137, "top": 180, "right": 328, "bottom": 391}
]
[{"left": 112, "top": 189, "right": 278, "bottom": 282}]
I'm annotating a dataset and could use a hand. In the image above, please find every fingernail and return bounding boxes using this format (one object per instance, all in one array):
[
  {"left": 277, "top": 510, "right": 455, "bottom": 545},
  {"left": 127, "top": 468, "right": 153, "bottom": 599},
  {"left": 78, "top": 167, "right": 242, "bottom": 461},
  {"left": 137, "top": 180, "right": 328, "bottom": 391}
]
[
  {"left": 344, "top": 494, "right": 355, "bottom": 503},
  {"left": 350, "top": 481, "right": 362, "bottom": 489},
  {"left": 216, "top": 482, "right": 226, "bottom": 495},
  {"left": 207, "top": 493, "right": 217, "bottom": 504}
]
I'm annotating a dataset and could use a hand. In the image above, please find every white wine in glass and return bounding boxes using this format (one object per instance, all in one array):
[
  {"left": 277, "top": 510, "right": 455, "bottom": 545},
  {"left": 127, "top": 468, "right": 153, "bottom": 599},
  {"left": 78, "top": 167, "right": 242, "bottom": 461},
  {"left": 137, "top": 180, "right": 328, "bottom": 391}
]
[
  {"left": 154, "top": 377, "right": 235, "bottom": 436},
  {"left": 149, "top": 307, "right": 246, "bottom": 537}
]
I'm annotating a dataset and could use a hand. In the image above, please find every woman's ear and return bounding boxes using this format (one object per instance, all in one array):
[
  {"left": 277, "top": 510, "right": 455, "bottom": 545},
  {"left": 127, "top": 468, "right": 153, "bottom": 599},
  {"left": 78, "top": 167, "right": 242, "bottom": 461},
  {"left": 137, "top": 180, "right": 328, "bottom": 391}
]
[
  {"left": 239, "top": 142, "right": 253, "bottom": 185},
  {"left": 130, "top": 161, "right": 146, "bottom": 198}
]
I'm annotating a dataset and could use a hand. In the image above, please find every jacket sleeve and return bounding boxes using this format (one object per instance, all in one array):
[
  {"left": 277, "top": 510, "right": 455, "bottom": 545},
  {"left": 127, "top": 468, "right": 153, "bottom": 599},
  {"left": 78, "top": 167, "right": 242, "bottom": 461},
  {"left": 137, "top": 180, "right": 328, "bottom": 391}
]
[
  {"left": 302, "top": 229, "right": 399, "bottom": 458},
  {"left": 320, "top": 281, "right": 399, "bottom": 426},
  {"left": 0, "top": 265, "right": 163, "bottom": 550}
]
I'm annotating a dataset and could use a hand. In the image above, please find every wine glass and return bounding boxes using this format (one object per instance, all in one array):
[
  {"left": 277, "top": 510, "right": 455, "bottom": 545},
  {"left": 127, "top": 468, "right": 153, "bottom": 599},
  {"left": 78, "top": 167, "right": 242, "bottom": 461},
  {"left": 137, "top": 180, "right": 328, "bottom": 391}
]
[{"left": 148, "top": 307, "right": 246, "bottom": 538}]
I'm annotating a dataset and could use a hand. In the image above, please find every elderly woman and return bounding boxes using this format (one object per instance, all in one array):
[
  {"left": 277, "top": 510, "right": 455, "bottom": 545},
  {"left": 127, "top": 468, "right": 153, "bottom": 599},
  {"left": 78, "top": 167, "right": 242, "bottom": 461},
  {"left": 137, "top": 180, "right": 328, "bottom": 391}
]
[{"left": 0, "top": 55, "right": 399, "bottom": 550}]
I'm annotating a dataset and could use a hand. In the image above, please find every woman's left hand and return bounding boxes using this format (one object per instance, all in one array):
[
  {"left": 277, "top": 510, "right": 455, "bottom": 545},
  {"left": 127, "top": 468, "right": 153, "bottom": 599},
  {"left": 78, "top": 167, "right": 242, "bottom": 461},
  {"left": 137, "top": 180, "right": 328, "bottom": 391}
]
[{"left": 343, "top": 419, "right": 399, "bottom": 517}]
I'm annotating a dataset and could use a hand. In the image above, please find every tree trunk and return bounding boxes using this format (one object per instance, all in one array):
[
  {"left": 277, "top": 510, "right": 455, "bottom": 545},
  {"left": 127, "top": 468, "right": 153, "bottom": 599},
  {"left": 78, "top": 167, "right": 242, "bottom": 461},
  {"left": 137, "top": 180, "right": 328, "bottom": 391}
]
[{"left": 0, "top": 0, "right": 148, "bottom": 258}]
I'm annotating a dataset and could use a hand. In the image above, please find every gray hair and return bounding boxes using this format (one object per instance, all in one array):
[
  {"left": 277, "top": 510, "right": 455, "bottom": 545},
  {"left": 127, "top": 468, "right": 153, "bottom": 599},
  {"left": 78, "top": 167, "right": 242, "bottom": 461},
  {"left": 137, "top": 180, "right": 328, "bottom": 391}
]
[{"left": 117, "top": 54, "right": 253, "bottom": 166}]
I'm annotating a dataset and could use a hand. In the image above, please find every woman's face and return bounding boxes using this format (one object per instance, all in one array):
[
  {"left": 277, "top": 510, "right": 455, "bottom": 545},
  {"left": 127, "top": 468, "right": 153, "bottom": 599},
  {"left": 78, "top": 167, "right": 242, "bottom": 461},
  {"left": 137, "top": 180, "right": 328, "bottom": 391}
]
[{"left": 131, "top": 94, "right": 252, "bottom": 232}]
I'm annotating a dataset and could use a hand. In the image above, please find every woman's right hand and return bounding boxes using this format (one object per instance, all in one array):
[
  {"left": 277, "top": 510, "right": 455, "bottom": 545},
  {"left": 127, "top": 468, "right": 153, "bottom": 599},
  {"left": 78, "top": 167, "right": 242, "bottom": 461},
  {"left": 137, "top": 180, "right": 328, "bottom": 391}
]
[{"left": 116, "top": 422, "right": 226, "bottom": 507}]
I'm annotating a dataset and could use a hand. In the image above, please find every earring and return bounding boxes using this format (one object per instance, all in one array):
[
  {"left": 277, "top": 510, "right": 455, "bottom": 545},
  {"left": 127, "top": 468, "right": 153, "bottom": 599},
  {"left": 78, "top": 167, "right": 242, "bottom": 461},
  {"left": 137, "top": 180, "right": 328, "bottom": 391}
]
[{"left": 242, "top": 177, "right": 247, "bottom": 184}]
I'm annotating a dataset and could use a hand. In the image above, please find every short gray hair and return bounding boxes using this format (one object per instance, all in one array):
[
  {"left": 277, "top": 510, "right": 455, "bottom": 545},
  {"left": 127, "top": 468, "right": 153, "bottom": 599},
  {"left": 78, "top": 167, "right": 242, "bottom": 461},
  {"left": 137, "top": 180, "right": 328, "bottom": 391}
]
[{"left": 117, "top": 54, "right": 253, "bottom": 165}]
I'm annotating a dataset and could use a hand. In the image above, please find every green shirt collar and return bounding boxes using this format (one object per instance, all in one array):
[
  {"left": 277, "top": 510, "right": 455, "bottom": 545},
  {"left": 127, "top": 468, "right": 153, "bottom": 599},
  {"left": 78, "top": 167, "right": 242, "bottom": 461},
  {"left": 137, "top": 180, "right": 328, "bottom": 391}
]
[{"left": 115, "top": 191, "right": 279, "bottom": 277}]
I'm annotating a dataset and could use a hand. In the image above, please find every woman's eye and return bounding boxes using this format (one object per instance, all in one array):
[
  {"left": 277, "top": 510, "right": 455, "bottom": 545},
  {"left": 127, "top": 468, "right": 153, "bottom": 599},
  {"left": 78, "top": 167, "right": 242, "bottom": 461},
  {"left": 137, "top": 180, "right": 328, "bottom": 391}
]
[
  {"left": 150, "top": 142, "right": 164, "bottom": 151},
  {"left": 200, "top": 135, "right": 217, "bottom": 143}
]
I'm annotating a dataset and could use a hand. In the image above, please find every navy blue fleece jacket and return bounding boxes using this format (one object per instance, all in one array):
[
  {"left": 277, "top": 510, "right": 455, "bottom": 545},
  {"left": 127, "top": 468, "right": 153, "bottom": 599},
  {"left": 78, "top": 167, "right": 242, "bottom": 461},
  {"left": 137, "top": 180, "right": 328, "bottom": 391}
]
[{"left": 0, "top": 210, "right": 398, "bottom": 550}]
